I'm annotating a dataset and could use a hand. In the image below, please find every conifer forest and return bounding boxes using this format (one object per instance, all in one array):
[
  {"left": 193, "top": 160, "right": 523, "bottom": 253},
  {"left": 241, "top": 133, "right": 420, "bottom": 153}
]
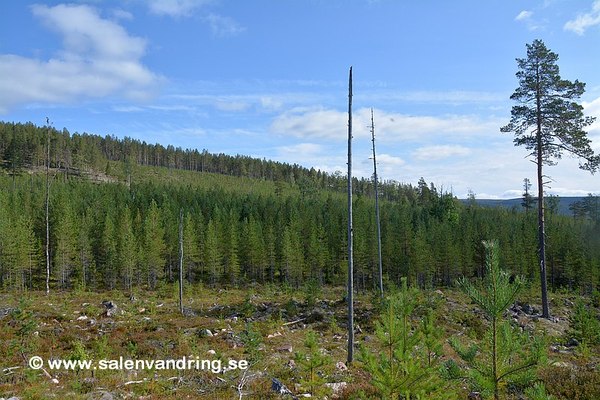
[{"left": 1, "top": 120, "right": 599, "bottom": 294}]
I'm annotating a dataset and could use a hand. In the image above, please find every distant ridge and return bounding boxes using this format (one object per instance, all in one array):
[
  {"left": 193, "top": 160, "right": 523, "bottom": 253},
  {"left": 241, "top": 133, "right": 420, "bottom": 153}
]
[{"left": 460, "top": 197, "right": 587, "bottom": 216}]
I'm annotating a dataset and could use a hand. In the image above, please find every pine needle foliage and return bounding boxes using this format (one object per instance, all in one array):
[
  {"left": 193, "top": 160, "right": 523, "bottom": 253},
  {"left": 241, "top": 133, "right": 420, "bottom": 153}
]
[
  {"left": 294, "top": 330, "right": 331, "bottom": 396},
  {"left": 359, "top": 278, "right": 445, "bottom": 399},
  {"left": 451, "top": 240, "right": 546, "bottom": 400}
]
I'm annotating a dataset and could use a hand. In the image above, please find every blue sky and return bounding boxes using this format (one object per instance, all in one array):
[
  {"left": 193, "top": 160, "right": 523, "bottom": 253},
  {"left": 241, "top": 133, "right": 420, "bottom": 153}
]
[{"left": 1, "top": 0, "right": 599, "bottom": 198}]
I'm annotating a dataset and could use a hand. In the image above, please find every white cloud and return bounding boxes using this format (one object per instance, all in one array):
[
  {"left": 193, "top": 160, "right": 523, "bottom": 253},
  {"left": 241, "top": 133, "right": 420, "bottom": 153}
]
[
  {"left": 147, "top": 0, "right": 212, "bottom": 17},
  {"left": 515, "top": 10, "right": 533, "bottom": 21},
  {"left": 377, "top": 153, "right": 405, "bottom": 167},
  {"left": 204, "top": 13, "right": 246, "bottom": 37},
  {"left": 564, "top": 0, "right": 600, "bottom": 35},
  {"left": 514, "top": 9, "right": 543, "bottom": 31},
  {"left": 583, "top": 96, "right": 600, "bottom": 150},
  {"left": 270, "top": 107, "right": 496, "bottom": 142},
  {"left": 0, "top": 4, "right": 159, "bottom": 113},
  {"left": 270, "top": 108, "right": 348, "bottom": 140},
  {"left": 412, "top": 145, "right": 472, "bottom": 161}
]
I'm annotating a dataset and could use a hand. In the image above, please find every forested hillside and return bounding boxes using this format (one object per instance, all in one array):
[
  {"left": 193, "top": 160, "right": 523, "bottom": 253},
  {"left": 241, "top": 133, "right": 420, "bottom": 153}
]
[{"left": 1, "top": 121, "right": 599, "bottom": 293}]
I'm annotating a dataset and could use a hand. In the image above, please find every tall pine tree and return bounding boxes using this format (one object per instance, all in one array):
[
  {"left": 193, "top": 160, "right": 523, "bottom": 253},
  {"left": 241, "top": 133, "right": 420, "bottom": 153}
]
[{"left": 501, "top": 39, "right": 599, "bottom": 318}]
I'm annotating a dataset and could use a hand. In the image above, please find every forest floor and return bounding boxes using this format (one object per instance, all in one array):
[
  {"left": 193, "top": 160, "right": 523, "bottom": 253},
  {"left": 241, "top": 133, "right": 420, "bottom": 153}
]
[{"left": 0, "top": 284, "right": 598, "bottom": 399}]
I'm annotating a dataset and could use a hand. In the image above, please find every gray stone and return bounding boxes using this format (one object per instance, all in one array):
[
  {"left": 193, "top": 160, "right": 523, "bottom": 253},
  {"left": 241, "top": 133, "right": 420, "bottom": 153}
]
[
  {"left": 271, "top": 378, "right": 297, "bottom": 398},
  {"left": 101, "top": 300, "right": 118, "bottom": 317}
]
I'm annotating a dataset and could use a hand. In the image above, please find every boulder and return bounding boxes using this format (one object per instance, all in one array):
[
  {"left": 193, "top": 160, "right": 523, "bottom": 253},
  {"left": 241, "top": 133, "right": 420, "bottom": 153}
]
[
  {"left": 271, "top": 378, "right": 297, "bottom": 398},
  {"left": 101, "top": 301, "right": 118, "bottom": 317}
]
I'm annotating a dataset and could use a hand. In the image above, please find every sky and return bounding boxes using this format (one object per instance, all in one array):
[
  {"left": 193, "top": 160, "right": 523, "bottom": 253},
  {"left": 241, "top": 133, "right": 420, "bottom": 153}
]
[{"left": 1, "top": 0, "right": 599, "bottom": 199}]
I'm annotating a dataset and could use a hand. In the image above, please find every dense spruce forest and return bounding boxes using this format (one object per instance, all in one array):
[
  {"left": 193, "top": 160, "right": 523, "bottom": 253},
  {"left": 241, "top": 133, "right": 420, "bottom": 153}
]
[{"left": 1, "top": 120, "right": 599, "bottom": 293}]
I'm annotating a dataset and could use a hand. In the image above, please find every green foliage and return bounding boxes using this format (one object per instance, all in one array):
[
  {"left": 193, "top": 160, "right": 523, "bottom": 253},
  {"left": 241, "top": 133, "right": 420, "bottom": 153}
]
[
  {"left": 239, "top": 322, "right": 263, "bottom": 364},
  {"left": 524, "top": 382, "right": 556, "bottom": 400},
  {"left": 568, "top": 299, "right": 600, "bottom": 345},
  {"left": 239, "top": 292, "right": 256, "bottom": 319},
  {"left": 302, "top": 277, "right": 321, "bottom": 308},
  {"left": 0, "top": 120, "right": 599, "bottom": 294},
  {"left": 359, "top": 278, "right": 444, "bottom": 399},
  {"left": 294, "top": 330, "right": 331, "bottom": 396},
  {"left": 452, "top": 240, "right": 545, "bottom": 400},
  {"left": 501, "top": 39, "right": 598, "bottom": 172},
  {"left": 68, "top": 340, "right": 89, "bottom": 373},
  {"left": 8, "top": 298, "right": 38, "bottom": 356},
  {"left": 143, "top": 200, "right": 166, "bottom": 289}
]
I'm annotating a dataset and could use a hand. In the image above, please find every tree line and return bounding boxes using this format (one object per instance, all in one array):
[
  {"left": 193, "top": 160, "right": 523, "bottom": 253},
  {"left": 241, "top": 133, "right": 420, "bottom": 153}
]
[
  {"left": 0, "top": 168, "right": 598, "bottom": 293},
  {"left": 0, "top": 121, "right": 410, "bottom": 202}
]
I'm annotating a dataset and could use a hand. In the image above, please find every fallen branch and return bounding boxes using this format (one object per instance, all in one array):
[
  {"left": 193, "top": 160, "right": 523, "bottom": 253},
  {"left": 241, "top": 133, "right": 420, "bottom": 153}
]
[
  {"left": 3, "top": 366, "right": 20, "bottom": 375},
  {"left": 282, "top": 318, "right": 306, "bottom": 327},
  {"left": 122, "top": 379, "right": 146, "bottom": 386}
]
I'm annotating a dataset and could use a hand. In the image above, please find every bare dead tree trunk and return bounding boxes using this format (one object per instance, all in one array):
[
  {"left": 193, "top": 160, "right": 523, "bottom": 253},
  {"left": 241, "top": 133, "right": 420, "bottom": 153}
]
[
  {"left": 370, "top": 108, "right": 384, "bottom": 298},
  {"left": 347, "top": 67, "right": 354, "bottom": 364},
  {"left": 179, "top": 208, "right": 184, "bottom": 315},
  {"left": 45, "top": 117, "right": 51, "bottom": 295}
]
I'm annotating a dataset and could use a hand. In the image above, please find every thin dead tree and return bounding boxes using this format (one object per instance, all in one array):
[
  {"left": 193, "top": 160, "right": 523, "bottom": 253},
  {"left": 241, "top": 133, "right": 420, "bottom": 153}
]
[
  {"left": 179, "top": 208, "right": 184, "bottom": 315},
  {"left": 370, "top": 108, "right": 383, "bottom": 298},
  {"left": 347, "top": 66, "right": 354, "bottom": 364},
  {"left": 45, "top": 117, "right": 51, "bottom": 295}
]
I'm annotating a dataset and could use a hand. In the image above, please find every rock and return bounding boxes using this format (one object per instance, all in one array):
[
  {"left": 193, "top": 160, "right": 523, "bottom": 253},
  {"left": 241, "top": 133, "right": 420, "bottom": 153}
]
[
  {"left": 336, "top": 361, "right": 348, "bottom": 372},
  {"left": 271, "top": 378, "right": 296, "bottom": 398},
  {"left": 286, "top": 359, "right": 296, "bottom": 369},
  {"left": 553, "top": 361, "right": 571, "bottom": 368},
  {"left": 566, "top": 337, "right": 580, "bottom": 347},
  {"left": 325, "top": 381, "right": 347, "bottom": 394},
  {"left": 522, "top": 303, "right": 538, "bottom": 315},
  {"left": 101, "top": 300, "right": 118, "bottom": 317},
  {"left": 225, "top": 332, "right": 243, "bottom": 348},
  {"left": 0, "top": 307, "right": 15, "bottom": 319},
  {"left": 85, "top": 391, "right": 115, "bottom": 400},
  {"left": 563, "top": 299, "right": 575, "bottom": 307},
  {"left": 277, "top": 344, "right": 293, "bottom": 353},
  {"left": 468, "top": 392, "right": 482, "bottom": 400},
  {"left": 207, "top": 349, "right": 216, "bottom": 355},
  {"left": 182, "top": 308, "right": 196, "bottom": 317},
  {"left": 306, "top": 308, "right": 326, "bottom": 323},
  {"left": 77, "top": 315, "right": 88, "bottom": 321},
  {"left": 198, "top": 328, "right": 213, "bottom": 337}
]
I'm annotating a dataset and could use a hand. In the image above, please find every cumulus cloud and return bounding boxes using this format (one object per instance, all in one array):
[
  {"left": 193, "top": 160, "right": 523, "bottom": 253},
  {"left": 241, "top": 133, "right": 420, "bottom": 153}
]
[
  {"left": 270, "top": 108, "right": 348, "bottom": 140},
  {"left": 377, "top": 153, "right": 405, "bottom": 167},
  {"left": 564, "top": 0, "right": 600, "bottom": 35},
  {"left": 270, "top": 107, "right": 495, "bottom": 142},
  {"left": 147, "top": 0, "right": 212, "bottom": 17},
  {"left": 412, "top": 145, "right": 472, "bottom": 161},
  {"left": 0, "top": 4, "right": 159, "bottom": 113}
]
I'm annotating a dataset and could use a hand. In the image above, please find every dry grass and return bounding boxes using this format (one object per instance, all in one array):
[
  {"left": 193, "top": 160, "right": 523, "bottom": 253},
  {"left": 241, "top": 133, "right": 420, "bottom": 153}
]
[{"left": 0, "top": 285, "right": 598, "bottom": 399}]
